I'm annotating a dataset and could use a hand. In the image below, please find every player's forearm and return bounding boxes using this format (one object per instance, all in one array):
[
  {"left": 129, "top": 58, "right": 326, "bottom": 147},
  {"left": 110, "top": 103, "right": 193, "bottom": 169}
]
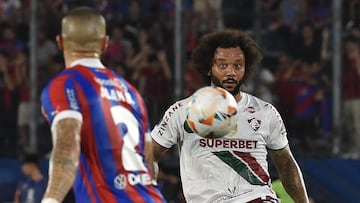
[
  {"left": 44, "top": 146, "right": 79, "bottom": 201},
  {"left": 43, "top": 119, "right": 81, "bottom": 202},
  {"left": 144, "top": 140, "right": 156, "bottom": 179},
  {"left": 152, "top": 139, "right": 168, "bottom": 163},
  {"left": 278, "top": 160, "right": 309, "bottom": 203},
  {"left": 270, "top": 146, "right": 309, "bottom": 203}
]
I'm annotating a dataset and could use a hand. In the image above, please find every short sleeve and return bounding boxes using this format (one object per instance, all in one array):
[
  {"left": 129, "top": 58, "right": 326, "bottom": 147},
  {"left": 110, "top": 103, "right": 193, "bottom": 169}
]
[
  {"left": 151, "top": 101, "right": 186, "bottom": 148},
  {"left": 265, "top": 104, "right": 288, "bottom": 150}
]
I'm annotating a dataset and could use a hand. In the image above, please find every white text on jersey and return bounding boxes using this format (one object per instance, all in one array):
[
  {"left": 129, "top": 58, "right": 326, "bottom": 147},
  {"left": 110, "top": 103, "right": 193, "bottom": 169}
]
[
  {"left": 100, "top": 87, "right": 135, "bottom": 104},
  {"left": 157, "top": 102, "right": 183, "bottom": 136},
  {"left": 199, "top": 138, "right": 258, "bottom": 149},
  {"left": 95, "top": 78, "right": 125, "bottom": 90},
  {"left": 114, "top": 173, "right": 152, "bottom": 190}
]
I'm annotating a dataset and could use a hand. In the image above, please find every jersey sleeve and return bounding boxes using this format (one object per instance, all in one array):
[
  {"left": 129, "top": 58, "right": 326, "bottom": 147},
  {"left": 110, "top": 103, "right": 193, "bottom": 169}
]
[
  {"left": 265, "top": 104, "right": 288, "bottom": 150},
  {"left": 151, "top": 100, "right": 185, "bottom": 148},
  {"left": 41, "top": 74, "right": 83, "bottom": 130}
]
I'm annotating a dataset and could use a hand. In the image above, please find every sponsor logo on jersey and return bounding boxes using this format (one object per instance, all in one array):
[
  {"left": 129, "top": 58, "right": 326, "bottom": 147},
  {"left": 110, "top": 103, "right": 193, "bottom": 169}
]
[
  {"left": 156, "top": 102, "right": 183, "bottom": 136},
  {"left": 66, "top": 88, "right": 79, "bottom": 110},
  {"left": 248, "top": 118, "right": 261, "bottom": 131},
  {"left": 114, "top": 173, "right": 153, "bottom": 190},
  {"left": 199, "top": 138, "right": 258, "bottom": 149},
  {"left": 95, "top": 78, "right": 125, "bottom": 90},
  {"left": 245, "top": 106, "right": 258, "bottom": 113}
]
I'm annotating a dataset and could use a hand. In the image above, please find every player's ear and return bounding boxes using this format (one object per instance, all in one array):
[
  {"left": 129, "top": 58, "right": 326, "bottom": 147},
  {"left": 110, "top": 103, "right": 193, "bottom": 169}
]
[
  {"left": 101, "top": 35, "right": 109, "bottom": 52},
  {"left": 207, "top": 70, "right": 212, "bottom": 76},
  {"left": 56, "top": 35, "right": 64, "bottom": 51}
]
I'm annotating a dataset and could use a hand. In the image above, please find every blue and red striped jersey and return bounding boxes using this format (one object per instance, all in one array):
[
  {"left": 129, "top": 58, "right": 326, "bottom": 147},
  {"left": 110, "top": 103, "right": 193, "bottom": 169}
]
[{"left": 41, "top": 59, "right": 166, "bottom": 203}]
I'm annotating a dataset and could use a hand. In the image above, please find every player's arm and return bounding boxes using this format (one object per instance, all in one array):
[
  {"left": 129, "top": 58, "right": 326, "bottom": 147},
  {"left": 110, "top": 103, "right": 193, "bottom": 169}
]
[
  {"left": 42, "top": 118, "right": 81, "bottom": 203},
  {"left": 152, "top": 139, "right": 170, "bottom": 179},
  {"left": 144, "top": 139, "right": 157, "bottom": 179},
  {"left": 268, "top": 145, "right": 309, "bottom": 203},
  {"left": 150, "top": 100, "right": 183, "bottom": 177},
  {"left": 152, "top": 139, "right": 169, "bottom": 163}
]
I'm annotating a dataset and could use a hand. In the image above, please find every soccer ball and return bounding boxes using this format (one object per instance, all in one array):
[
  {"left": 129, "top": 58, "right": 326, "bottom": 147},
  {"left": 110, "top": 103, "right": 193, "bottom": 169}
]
[{"left": 184, "top": 86, "right": 238, "bottom": 139}]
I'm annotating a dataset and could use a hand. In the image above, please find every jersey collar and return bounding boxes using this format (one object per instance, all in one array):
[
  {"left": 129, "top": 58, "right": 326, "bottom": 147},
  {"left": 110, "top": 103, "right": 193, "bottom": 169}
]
[{"left": 238, "top": 92, "right": 248, "bottom": 108}]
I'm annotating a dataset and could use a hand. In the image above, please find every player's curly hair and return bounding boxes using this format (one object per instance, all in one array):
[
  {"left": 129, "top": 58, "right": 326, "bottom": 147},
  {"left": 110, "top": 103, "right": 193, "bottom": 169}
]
[{"left": 191, "top": 29, "right": 263, "bottom": 85}]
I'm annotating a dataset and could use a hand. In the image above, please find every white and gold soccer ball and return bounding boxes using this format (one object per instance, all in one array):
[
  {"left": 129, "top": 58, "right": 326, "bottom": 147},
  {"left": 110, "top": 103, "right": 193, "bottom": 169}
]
[{"left": 184, "top": 86, "right": 238, "bottom": 139}]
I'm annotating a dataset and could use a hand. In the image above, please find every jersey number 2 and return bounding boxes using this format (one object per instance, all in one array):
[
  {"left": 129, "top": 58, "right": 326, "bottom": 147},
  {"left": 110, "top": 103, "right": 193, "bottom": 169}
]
[{"left": 111, "top": 105, "right": 147, "bottom": 171}]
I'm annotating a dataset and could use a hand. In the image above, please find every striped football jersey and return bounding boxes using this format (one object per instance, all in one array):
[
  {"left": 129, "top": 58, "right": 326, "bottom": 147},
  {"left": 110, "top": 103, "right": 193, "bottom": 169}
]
[{"left": 41, "top": 58, "right": 166, "bottom": 203}]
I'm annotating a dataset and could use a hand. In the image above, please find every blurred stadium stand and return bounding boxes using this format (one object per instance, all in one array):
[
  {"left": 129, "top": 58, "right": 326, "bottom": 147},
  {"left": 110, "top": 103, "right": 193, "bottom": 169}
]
[{"left": 299, "top": 158, "right": 360, "bottom": 203}]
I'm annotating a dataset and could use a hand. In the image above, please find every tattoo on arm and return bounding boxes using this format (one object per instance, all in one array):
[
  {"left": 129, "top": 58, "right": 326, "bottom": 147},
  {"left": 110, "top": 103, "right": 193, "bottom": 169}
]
[
  {"left": 43, "top": 118, "right": 81, "bottom": 202},
  {"left": 269, "top": 145, "right": 309, "bottom": 203}
]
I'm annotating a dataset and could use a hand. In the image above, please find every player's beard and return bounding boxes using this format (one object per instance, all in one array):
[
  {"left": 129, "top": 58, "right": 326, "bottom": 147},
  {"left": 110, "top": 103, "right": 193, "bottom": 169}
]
[{"left": 210, "top": 75, "right": 241, "bottom": 96}]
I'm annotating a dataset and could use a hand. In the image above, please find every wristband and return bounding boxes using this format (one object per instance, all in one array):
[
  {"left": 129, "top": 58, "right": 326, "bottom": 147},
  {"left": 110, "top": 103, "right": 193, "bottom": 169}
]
[{"left": 41, "top": 198, "right": 60, "bottom": 203}]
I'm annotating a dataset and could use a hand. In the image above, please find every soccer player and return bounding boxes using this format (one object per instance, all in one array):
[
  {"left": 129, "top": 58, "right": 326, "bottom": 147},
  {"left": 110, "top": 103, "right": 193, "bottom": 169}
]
[
  {"left": 40, "top": 7, "right": 166, "bottom": 203},
  {"left": 151, "top": 29, "right": 309, "bottom": 203}
]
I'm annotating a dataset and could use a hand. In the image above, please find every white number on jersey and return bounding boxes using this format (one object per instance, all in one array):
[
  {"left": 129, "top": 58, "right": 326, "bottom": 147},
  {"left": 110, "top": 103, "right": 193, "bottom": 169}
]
[{"left": 110, "top": 105, "right": 147, "bottom": 171}]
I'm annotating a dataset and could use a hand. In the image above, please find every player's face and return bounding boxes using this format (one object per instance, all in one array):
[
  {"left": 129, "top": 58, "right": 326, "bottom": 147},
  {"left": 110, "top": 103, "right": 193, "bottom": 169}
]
[
  {"left": 209, "top": 47, "right": 245, "bottom": 96},
  {"left": 21, "top": 163, "right": 32, "bottom": 177}
]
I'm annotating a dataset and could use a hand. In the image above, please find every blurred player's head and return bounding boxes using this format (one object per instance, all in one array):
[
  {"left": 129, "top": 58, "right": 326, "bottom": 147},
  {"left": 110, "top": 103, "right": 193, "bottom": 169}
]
[
  {"left": 56, "top": 7, "right": 108, "bottom": 58},
  {"left": 21, "top": 154, "right": 41, "bottom": 178},
  {"left": 191, "top": 29, "right": 262, "bottom": 96}
]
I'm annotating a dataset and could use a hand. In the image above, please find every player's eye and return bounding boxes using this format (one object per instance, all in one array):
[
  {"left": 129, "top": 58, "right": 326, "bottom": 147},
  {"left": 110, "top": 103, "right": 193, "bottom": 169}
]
[
  {"left": 218, "top": 63, "right": 228, "bottom": 69},
  {"left": 234, "top": 64, "right": 244, "bottom": 70}
]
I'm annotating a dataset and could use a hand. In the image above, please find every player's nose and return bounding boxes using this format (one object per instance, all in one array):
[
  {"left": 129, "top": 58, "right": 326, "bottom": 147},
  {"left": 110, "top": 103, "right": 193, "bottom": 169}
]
[{"left": 225, "top": 66, "right": 237, "bottom": 76}]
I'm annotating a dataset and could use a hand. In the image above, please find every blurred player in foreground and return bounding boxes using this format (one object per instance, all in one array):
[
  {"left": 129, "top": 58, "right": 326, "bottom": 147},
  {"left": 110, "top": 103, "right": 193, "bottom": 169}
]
[
  {"left": 151, "top": 29, "right": 309, "bottom": 203},
  {"left": 40, "top": 7, "right": 166, "bottom": 203}
]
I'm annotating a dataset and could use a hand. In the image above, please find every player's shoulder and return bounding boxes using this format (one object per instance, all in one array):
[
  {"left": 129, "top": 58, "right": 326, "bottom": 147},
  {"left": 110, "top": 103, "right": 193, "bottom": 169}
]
[
  {"left": 158, "top": 96, "right": 190, "bottom": 122},
  {"left": 167, "top": 96, "right": 190, "bottom": 113},
  {"left": 43, "top": 69, "right": 74, "bottom": 87},
  {"left": 152, "top": 96, "right": 190, "bottom": 136},
  {"left": 40, "top": 68, "right": 82, "bottom": 99},
  {"left": 243, "top": 92, "right": 278, "bottom": 113}
]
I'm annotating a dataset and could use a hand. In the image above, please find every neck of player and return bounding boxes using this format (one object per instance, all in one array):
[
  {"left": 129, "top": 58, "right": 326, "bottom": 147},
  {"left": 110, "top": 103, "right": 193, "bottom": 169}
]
[{"left": 64, "top": 51, "right": 101, "bottom": 68}]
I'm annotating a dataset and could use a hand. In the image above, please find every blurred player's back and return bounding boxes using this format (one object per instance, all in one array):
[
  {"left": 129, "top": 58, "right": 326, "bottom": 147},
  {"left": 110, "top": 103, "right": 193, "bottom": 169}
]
[
  {"left": 41, "top": 59, "right": 165, "bottom": 202},
  {"left": 40, "top": 7, "right": 166, "bottom": 203}
]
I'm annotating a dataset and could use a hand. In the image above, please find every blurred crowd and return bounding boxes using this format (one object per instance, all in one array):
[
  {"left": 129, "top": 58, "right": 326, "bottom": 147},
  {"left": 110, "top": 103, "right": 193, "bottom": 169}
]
[
  {"left": 255, "top": 0, "right": 360, "bottom": 159},
  {"left": 0, "top": 0, "right": 359, "bottom": 202}
]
